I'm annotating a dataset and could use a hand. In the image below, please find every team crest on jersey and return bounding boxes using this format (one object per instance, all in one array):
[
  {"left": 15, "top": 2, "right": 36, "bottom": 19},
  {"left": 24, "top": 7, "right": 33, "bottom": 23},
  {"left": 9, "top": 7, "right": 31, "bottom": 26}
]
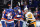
[{"left": 7, "top": 13, "right": 12, "bottom": 19}]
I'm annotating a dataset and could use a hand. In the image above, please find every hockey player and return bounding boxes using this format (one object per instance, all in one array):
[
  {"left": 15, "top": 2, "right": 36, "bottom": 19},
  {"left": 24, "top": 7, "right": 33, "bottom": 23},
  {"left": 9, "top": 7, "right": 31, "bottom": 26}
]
[
  {"left": 24, "top": 7, "right": 36, "bottom": 27},
  {"left": 13, "top": 8, "right": 19, "bottom": 27},
  {"left": 17, "top": 7, "right": 24, "bottom": 27},
  {"left": 1, "top": 9, "right": 6, "bottom": 27},
  {"left": 14, "top": 7, "right": 24, "bottom": 27},
  {"left": 1, "top": 9, "right": 15, "bottom": 27},
  {"left": 6, "top": 9, "right": 14, "bottom": 27}
]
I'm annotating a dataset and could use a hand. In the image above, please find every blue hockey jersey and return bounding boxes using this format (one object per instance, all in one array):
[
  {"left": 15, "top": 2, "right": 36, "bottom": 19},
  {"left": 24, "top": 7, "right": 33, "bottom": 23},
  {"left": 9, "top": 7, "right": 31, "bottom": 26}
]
[{"left": 1, "top": 9, "right": 15, "bottom": 23}]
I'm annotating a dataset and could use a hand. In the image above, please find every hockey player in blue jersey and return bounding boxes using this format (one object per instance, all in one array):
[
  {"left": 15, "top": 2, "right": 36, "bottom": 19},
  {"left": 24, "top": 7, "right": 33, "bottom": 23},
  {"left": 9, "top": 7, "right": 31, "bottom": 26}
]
[
  {"left": 1, "top": 9, "right": 6, "bottom": 27},
  {"left": 14, "top": 7, "right": 24, "bottom": 27},
  {"left": 6, "top": 9, "right": 14, "bottom": 27},
  {"left": 16, "top": 6, "right": 24, "bottom": 27},
  {"left": 1, "top": 9, "right": 15, "bottom": 27},
  {"left": 13, "top": 7, "right": 18, "bottom": 27},
  {"left": 16, "top": 7, "right": 24, "bottom": 27}
]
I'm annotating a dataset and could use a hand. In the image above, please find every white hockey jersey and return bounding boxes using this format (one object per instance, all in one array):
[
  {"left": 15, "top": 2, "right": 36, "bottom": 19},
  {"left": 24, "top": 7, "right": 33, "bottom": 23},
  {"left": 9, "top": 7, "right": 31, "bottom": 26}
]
[{"left": 25, "top": 12, "right": 36, "bottom": 21}]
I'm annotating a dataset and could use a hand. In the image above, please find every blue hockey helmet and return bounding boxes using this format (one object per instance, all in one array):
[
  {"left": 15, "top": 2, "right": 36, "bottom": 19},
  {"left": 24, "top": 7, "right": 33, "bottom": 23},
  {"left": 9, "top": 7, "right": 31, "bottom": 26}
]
[
  {"left": 14, "top": 7, "right": 18, "bottom": 10},
  {"left": 9, "top": 9, "right": 13, "bottom": 12},
  {"left": 6, "top": 9, "right": 9, "bottom": 12}
]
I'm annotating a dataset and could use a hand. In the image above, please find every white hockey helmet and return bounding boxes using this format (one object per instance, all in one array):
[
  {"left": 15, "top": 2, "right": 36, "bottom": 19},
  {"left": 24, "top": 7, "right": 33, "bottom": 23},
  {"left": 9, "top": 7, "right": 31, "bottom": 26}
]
[{"left": 24, "top": 7, "right": 28, "bottom": 11}]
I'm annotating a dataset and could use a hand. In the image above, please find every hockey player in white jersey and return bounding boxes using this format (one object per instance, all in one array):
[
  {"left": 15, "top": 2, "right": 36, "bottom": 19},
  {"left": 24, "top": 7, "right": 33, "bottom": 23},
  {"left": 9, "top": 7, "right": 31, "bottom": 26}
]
[{"left": 24, "top": 7, "right": 36, "bottom": 27}]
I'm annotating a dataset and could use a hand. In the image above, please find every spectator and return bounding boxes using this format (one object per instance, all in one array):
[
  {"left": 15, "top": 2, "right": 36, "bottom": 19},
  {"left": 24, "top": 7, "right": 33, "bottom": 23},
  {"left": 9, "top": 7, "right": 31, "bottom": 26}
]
[{"left": 33, "top": 7, "right": 38, "bottom": 20}]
